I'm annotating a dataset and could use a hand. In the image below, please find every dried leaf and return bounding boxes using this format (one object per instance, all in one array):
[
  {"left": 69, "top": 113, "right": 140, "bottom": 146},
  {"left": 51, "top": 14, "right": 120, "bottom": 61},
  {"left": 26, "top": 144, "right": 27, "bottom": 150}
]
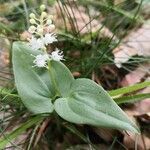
[
  {"left": 54, "top": 3, "right": 117, "bottom": 39},
  {"left": 93, "top": 128, "right": 118, "bottom": 142},
  {"left": 123, "top": 133, "right": 150, "bottom": 150},
  {"left": 121, "top": 63, "right": 150, "bottom": 86},
  {"left": 0, "top": 37, "right": 11, "bottom": 87},
  {"left": 113, "top": 23, "right": 150, "bottom": 68}
]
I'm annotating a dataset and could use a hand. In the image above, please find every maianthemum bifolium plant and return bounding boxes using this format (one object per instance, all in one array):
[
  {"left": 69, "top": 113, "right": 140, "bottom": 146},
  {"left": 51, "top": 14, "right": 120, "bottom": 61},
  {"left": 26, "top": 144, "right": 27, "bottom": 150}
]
[{"left": 12, "top": 5, "right": 139, "bottom": 133}]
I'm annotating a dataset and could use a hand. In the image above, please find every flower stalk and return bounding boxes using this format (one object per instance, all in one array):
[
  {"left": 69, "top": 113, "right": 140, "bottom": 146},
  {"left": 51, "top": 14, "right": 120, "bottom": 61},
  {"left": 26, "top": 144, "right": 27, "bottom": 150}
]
[{"left": 27, "top": 4, "right": 64, "bottom": 97}]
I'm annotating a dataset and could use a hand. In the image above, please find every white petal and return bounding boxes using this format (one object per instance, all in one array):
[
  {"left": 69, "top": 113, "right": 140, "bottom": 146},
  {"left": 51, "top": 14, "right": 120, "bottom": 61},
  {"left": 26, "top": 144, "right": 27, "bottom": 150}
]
[
  {"left": 29, "top": 37, "right": 44, "bottom": 51},
  {"left": 43, "top": 33, "right": 57, "bottom": 45},
  {"left": 33, "top": 54, "right": 49, "bottom": 67},
  {"left": 50, "top": 48, "right": 64, "bottom": 61}
]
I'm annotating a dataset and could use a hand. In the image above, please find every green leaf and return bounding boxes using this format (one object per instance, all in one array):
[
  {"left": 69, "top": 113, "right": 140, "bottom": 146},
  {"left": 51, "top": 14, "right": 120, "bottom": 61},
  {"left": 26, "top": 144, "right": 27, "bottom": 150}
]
[
  {"left": 0, "top": 116, "right": 44, "bottom": 149},
  {"left": 50, "top": 60, "right": 74, "bottom": 97},
  {"left": 12, "top": 42, "right": 55, "bottom": 114},
  {"left": 114, "top": 93, "right": 150, "bottom": 104},
  {"left": 12, "top": 42, "right": 74, "bottom": 114},
  {"left": 54, "top": 78, "right": 139, "bottom": 133},
  {"left": 108, "top": 81, "right": 150, "bottom": 97}
]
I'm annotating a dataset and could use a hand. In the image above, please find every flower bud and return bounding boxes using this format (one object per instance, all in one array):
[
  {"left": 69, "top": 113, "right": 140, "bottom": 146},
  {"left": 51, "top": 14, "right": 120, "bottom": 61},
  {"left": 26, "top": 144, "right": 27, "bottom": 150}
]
[
  {"left": 46, "top": 19, "right": 52, "bottom": 25},
  {"left": 29, "top": 13, "right": 35, "bottom": 19},
  {"left": 40, "top": 4, "right": 46, "bottom": 11},
  {"left": 49, "top": 24, "right": 55, "bottom": 30},
  {"left": 48, "top": 15, "right": 53, "bottom": 20},
  {"left": 37, "top": 27, "right": 43, "bottom": 34},
  {"left": 30, "top": 19, "right": 36, "bottom": 24},
  {"left": 41, "top": 12, "right": 47, "bottom": 18},
  {"left": 28, "top": 26, "right": 36, "bottom": 33}
]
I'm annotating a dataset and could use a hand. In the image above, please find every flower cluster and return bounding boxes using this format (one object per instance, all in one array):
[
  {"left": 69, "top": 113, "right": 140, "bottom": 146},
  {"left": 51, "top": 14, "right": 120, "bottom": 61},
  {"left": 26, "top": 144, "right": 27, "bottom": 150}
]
[{"left": 27, "top": 4, "right": 63, "bottom": 68}]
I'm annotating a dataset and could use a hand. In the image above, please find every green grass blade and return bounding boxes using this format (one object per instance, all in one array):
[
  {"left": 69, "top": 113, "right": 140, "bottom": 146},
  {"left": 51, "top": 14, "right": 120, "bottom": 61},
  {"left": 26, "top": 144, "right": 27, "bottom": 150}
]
[
  {"left": 108, "top": 81, "right": 150, "bottom": 96},
  {"left": 64, "top": 123, "right": 88, "bottom": 143},
  {"left": 114, "top": 93, "right": 150, "bottom": 104},
  {"left": 0, "top": 88, "right": 19, "bottom": 98},
  {"left": 80, "top": 0, "right": 142, "bottom": 21},
  {"left": 0, "top": 22, "right": 13, "bottom": 34},
  {"left": 0, "top": 116, "right": 44, "bottom": 149},
  {"left": 64, "top": 123, "right": 98, "bottom": 149}
]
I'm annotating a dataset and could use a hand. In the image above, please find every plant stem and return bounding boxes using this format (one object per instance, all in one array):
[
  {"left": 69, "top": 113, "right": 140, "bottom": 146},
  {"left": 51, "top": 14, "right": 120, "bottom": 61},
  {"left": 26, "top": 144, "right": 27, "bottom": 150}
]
[
  {"left": 47, "top": 61, "right": 61, "bottom": 98},
  {"left": 41, "top": 49, "right": 61, "bottom": 99}
]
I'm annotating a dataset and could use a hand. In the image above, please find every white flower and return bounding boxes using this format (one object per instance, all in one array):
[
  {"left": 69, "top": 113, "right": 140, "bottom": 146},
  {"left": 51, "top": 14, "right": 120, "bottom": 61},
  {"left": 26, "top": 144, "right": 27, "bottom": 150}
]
[
  {"left": 43, "top": 33, "right": 57, "bottom": 45},
  {"left": 50, "top": 48, "right": 64, "bottom": 61},
  {"left": 29, "top": 37, "right": 44, "bottom": 51},
  {"left": 33, "top": 54, "right": 49, "bottom": 67}
]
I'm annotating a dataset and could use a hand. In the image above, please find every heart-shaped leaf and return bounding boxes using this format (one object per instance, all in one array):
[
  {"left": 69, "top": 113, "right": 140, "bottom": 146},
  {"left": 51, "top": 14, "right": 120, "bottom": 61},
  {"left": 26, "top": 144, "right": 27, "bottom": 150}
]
[
  {"left": 54, "top": 78, "right": 139, "bottom": 133},
  {"left": 13, "top": 42, "right": 54, "bottom": 113}
]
